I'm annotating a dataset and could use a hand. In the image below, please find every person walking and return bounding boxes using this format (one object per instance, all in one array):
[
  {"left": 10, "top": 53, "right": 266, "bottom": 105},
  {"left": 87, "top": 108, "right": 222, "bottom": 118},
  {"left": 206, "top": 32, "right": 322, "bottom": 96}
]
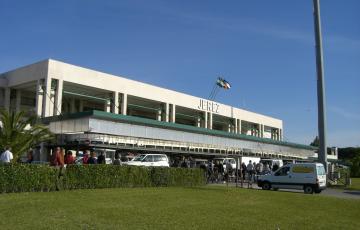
[{"left": 0, "top": 147, "right": 13, "bottom": 164}]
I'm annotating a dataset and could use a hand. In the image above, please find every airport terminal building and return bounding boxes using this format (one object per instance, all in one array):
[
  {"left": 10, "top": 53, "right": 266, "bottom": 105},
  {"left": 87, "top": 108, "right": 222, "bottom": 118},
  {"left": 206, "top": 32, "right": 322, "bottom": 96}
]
[{"left": 0, "top": 59, "right": 333, "bottom": 161}]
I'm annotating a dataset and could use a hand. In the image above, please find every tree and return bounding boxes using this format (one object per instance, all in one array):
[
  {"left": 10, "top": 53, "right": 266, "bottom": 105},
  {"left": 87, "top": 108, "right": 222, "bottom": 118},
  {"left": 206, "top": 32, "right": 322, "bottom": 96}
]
[
  {"left": 0, "top": 110, "right": 53, "bottom": 162},
  {"left": 310, "top": 136, "right": 320, "bottom": 147}
]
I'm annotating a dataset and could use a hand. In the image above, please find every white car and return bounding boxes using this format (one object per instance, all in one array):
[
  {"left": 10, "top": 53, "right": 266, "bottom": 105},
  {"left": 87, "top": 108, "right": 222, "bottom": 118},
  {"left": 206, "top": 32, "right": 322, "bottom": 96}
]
[
  {"left": 124, "top": 154, "right": 169, "bottom": 167},
  {"left": 257, "top": 163, "right": 326, "bottom": 194}
]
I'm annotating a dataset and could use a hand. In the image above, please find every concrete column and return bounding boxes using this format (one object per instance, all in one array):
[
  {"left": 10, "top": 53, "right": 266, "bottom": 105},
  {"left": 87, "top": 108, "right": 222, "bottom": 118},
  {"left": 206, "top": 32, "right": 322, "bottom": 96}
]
[
  {"left": 4, "top": 88, "right": 10, "bottom": 112},
  {"left": 165, "top": 103, "right": 169, "bottom": 122},
  {"left": 49, "top": 87, "right": 55, "bottom": 116},
  {"left": 234, "top": 119, "right": 238, "bottom": 134},
  {"left": 197, "top": 117, "right": 201, "bottom": 127},
  {"left": 204, "top": 111, "right": 208, "bottom": 128},
  {"left": 112, "top": 92, "right": 119, "bottom": 114},
  {"left": 279, "top": 129, "right": 282, "bottom": 141},
  {"left": 42, "top": 77, "right": 52, "bottom": 117},
  {"left": 53, "top": 79, "right": 63, "bottom": 116},
  {"left": 171, "top": 104, "right": 176, "bottom": 123},
  {"left": 261, "top": 124, "right": 265, "bottom": 138},
  {"left": 208, "top": 112, "right": 213, "bottom": 129},
  {"left": 157, "top": 108, "right": 162, "bottom": 121},
  {"left": 121, "top": 93, "right": 127, "bottom": 115},
  {"left": 15, "top": 90, "right": 21, "bottom": 112},
  {"left": 35, "top": 80, "right": 43, "bottom": 117},
  {"left": 70, "top": 98, "right": 76, "bottom": 113},
  {"left": 104, "top": 100, "right": 111, "bottom": 113},
  {"left": 238, "top": 119, "right": 242, "bottom": 134},
  {"left": 79, "top": 100, "right": 84, "bottom": 112}
]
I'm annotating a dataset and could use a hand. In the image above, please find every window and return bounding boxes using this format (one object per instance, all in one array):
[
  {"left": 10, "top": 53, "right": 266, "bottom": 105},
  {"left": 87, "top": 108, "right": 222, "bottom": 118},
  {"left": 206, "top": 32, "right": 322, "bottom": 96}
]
[
  {"left": 316, "top": 165, "right": 326, "bottom": 175},
  {"left": 144, "top": 155, "right": 153, "bottom": 162},
  {"left": 275, "top": 167, "right": 290, "bottom": 176}
]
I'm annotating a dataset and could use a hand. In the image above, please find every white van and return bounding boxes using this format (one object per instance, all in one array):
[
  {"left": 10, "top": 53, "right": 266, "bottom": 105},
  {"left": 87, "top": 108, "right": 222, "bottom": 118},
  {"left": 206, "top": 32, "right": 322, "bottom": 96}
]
[
  {"left": 257, "top": 163, "right": 326, "bottom": 194},
  {"left": 124, "top": 154, "right": 169, "bottom": 167}
]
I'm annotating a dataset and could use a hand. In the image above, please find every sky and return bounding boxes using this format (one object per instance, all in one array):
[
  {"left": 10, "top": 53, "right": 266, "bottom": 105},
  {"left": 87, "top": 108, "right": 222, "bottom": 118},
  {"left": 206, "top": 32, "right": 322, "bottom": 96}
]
[{"left": 0, "top": 0, "right": 359, "bottom": 147}]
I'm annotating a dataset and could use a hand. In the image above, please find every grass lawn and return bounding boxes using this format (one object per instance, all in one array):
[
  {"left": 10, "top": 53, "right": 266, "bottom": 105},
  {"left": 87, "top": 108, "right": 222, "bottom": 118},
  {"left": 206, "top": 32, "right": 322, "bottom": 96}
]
[
  {"left": 349, "top": 178, "right": 360, "bottom": 190},
  {"left": 0, "top": 186, "right": 359, "bottom": 230}
]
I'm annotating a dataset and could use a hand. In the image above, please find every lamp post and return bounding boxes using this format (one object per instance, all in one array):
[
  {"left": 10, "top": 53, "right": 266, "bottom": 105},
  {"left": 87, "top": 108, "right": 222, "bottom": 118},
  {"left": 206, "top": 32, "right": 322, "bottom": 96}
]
[{"left": 313, "top": 0, "right": 328, "bottom": 172}]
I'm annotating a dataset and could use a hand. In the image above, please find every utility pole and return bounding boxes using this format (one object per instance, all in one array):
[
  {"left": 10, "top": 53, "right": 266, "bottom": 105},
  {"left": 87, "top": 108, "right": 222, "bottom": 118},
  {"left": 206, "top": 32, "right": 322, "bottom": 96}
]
[{"left": 313, "top": 0, "right": 327, "bottom": 172}]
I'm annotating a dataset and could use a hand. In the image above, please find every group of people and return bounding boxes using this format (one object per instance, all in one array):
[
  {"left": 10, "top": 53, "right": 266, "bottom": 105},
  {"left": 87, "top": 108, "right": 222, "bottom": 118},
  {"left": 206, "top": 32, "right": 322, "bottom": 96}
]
[
  {"left": 50, "top": 147, "right": 107, "bottom": 167},
  {"left": 206, "top": 160, "right": 234, "bottom": 183}
]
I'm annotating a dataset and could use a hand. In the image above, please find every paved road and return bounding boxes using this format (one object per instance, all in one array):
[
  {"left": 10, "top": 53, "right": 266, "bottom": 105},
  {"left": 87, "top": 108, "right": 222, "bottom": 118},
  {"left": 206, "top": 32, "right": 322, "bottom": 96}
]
[{"left": 208, "top": 182, "right": 360, "bottom": 199}]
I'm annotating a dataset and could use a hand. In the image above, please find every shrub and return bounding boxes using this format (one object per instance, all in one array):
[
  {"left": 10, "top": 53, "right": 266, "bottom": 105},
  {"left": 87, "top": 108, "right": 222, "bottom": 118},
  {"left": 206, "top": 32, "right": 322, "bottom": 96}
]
[
  {"left": 63, "top": 165, "right": 206, "bottom": 189},
  {"left": 0, "top": 164, "right": 58, "bottom": 193},
  {"left": 0, "top": 164, "right": 206, "bottom": 193}
]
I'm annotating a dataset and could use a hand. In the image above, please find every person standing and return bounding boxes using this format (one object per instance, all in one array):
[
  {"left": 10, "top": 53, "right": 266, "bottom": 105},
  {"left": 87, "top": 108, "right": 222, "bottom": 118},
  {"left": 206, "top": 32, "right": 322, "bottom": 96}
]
[
  {"left": 88, "top": 151, "right": 97, "bottom": 164},
  {"left": 246, "top": 160, "right": 254, "bottom": 185},
  {"left": 64, "top": 150, "right": 75, "bottom": 165},
  {"left": 97, "top": 151, "right": 106, "bottom": 164},
  {"left": 50, "top": 147, "right": 64, "bottom": 167},
  {"left": 0, "top": 147, "right": 13, "bottom": 164},
  {"left": 241, "top": 162, "right": 247, "bottom": 180},
  {"left": 26, "top": 150, "right": 34, "bottom": 163},
  {"left": 82, "top": 150, "right": 90, "bottom": 164},
  {"left": 113, "top": 153, "right": 122, "bottom": 165}
]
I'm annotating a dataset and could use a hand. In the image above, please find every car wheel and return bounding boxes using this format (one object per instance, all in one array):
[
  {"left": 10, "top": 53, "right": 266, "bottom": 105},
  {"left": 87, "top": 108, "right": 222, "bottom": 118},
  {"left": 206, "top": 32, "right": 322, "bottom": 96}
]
[
  {"left": 304, "top": 185, "right": 314, "bottom": 194},
  {"left": 272, "top": 188, "right": 279, "bottom": 191},
  {"left": 262, "top": 182, "right": 271, "bottom": 190},
  {"left": 314, "top": 189, "right": 322, "bottom": 194}
]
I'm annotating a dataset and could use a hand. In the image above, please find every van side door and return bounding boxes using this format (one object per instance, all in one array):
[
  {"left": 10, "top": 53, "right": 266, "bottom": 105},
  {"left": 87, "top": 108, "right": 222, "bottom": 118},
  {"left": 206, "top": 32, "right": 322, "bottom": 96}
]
[{"left": 272, "top": 166, "right": 291, "bottom": 189}]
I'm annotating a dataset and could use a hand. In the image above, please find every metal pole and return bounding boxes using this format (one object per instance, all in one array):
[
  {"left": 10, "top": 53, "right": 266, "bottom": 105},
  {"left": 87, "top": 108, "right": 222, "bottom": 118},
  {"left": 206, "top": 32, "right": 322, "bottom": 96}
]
[{"left": 313, "top": 0, "right": 328, "bottom": 172}]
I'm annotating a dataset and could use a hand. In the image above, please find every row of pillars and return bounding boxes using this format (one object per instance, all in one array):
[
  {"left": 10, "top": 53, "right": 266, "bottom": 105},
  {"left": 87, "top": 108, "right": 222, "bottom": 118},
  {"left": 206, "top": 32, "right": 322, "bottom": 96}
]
[{"left": 3, "top": 77, "right": 282, "bottom": 141}]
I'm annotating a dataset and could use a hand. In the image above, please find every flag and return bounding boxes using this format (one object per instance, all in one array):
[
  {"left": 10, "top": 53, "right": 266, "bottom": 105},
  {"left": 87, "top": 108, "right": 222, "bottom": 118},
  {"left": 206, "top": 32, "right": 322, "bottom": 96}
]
[{"left": 216, "top": 77, "right": 231, "bottom": 90}]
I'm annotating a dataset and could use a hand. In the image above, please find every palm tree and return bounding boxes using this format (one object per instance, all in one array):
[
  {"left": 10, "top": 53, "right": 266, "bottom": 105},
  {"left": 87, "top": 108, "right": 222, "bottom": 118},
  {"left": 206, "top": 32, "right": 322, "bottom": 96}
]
[{"left": 0, "top": 109, "right": 53, "bottom": 162}]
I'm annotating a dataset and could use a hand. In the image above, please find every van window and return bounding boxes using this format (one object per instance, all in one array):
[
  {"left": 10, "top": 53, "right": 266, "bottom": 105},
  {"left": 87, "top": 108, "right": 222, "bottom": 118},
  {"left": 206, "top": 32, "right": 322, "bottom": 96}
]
[
  {"left": 143, "top": 155, "right": 154, "bottom": 162},
  {"left": 316, "top": 165, "right": 326, "bottom": 175},
  {"left": 274, "top": 166, "right": 290, "bottom": 176}
]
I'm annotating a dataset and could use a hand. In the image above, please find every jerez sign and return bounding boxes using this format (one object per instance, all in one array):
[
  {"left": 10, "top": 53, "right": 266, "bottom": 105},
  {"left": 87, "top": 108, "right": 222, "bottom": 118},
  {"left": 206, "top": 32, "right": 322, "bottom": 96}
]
[{"left": 198, "top": 99, "right": 219, "bottom": 113}]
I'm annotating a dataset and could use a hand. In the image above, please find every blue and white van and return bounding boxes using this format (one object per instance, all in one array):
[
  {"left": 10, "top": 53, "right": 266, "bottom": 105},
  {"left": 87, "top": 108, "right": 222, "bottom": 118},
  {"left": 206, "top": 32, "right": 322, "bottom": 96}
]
[{"left": 257, "top": 163, "right": 326, "bottom": 194}]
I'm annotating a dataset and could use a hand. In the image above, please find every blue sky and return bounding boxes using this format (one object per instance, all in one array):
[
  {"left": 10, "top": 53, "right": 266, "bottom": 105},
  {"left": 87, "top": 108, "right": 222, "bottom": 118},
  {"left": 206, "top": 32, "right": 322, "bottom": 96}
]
[{"left": 0, "top": 0, "right": 359, "bottom": 147}]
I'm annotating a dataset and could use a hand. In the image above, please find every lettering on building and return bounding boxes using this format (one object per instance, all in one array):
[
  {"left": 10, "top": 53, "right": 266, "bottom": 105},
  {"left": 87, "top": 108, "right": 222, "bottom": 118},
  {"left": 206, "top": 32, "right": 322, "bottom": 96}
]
[{"left": 198, "top": 99, "right": 219, "bottom": 113}]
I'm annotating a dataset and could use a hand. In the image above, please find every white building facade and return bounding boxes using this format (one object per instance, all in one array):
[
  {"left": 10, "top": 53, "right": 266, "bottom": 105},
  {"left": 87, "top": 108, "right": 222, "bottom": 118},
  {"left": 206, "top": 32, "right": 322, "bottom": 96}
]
[
  {"left": 0, "top": 59, "right": 282, "bottom": 140},
  {"left": 0, "top": 59, "right": 319, "bottom": 160}
]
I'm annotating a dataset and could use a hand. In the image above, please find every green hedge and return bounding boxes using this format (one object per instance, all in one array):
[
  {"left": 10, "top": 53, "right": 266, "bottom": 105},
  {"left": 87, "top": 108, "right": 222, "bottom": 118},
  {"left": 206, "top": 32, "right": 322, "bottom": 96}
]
[
  {"left": 0, "top": 164, "right": 206, "bottom": 193},
  {"left": 0, "top": 164, "right": 58, "bottom": 193}
]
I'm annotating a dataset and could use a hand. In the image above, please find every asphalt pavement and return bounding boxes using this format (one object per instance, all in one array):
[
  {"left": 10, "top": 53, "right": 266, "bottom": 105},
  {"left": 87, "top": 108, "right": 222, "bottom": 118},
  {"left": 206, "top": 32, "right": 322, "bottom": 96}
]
[{"left": 207, "top": 182, "right": 360, "bottom": 199}]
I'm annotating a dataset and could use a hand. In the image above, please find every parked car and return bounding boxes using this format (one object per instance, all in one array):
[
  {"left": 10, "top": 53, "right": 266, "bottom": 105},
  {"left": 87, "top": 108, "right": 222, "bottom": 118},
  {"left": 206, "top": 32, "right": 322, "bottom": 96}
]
[
  {"left": 257, "top": 163, "right": 326, "bottom": 194},
  {"left": 124, "top": 154, "right": 169, "bottom": 167}
]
